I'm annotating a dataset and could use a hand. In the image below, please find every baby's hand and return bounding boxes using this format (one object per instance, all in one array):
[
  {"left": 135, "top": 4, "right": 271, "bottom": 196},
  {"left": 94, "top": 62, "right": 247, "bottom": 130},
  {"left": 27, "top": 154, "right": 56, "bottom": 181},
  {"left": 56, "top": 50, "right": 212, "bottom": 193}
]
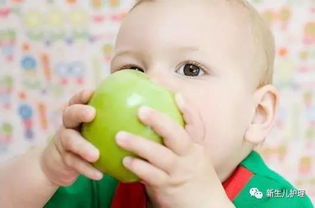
[
  {"left": 40, "top": 90, "right": 103, "bottom": 186},
  {"left": 115, "top": 94, "right": 234, "bottom": 208}
]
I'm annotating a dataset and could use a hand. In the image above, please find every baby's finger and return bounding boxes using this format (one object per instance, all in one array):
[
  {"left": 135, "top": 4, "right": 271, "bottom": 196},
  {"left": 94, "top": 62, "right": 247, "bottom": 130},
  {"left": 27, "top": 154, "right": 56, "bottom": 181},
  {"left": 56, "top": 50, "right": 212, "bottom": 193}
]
[
  {"left": 63, "top": 104, "right": 95, "bottom": 129},
  {"left": 115, "top": 131, "right": 176, "bottom": 172},
  {"left": 68, "top": 89, "right": 94, "bottom": 106},
  {"left": 122, "top": 156, "right": 168, "bottom": 187},
  {"left": 60, "top": 129, "right": 99, "bottom": 162},
  {"left": 137, "top": 106, "right": 191, "bottom": 155},
  {"left": 63, "top": 152, "right": 103, "bottom": 180},
  {"left": 175, "top": 93, "right": 193, "bottom": 126},
  {"left": 175, "top": 93, "right": 206, "bottom": 142}
]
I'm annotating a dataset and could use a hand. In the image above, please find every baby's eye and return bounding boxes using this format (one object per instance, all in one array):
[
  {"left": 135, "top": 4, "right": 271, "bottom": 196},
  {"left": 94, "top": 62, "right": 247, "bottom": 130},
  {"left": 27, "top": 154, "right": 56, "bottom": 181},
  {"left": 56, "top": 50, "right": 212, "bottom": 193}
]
[
  {"left": 175, "top": 62, "right": 205, "bottom": 77},
  {"left": 119, "top": 65, "right": 144, "bottom": 73}
]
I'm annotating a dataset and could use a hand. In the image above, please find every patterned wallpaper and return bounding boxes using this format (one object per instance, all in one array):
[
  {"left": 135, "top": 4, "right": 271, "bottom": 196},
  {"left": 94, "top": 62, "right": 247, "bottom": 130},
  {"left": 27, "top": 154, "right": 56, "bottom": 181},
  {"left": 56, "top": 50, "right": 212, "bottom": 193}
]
[{"left": 0, "top": 0, "right": 314, "bottom": 203}]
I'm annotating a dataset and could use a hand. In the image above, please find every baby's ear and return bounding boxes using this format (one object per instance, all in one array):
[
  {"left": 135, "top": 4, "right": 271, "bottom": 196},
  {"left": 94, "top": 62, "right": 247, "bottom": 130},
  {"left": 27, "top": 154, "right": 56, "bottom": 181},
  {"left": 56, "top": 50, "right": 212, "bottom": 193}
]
[{"left": 244, "top": 85, "right": 279, "bottom": 145}]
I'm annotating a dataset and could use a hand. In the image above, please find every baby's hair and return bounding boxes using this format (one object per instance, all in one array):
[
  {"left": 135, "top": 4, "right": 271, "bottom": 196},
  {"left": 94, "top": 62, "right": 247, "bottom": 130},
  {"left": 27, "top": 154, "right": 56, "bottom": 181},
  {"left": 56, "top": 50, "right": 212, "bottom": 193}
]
[
  {"left": 231, "top": 0, "right": 275, "bottom": 87},
  {"left": 129, "top": 0, "right": 275, "bottom": 87}
]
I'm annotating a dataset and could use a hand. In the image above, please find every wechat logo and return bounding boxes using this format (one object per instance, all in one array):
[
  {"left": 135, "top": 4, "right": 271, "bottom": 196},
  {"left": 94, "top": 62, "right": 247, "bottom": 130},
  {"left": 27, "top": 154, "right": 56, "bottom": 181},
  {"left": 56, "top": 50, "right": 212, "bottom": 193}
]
[{"left": 249, "top": 188, "right": 263, "bottom": 199}]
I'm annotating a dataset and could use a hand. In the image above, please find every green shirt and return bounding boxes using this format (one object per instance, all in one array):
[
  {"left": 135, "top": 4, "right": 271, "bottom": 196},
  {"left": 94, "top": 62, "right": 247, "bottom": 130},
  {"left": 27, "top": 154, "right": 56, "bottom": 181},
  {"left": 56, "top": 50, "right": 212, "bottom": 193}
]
[{"left": 45, "top": 151, "right": 314, "bottom": 208}]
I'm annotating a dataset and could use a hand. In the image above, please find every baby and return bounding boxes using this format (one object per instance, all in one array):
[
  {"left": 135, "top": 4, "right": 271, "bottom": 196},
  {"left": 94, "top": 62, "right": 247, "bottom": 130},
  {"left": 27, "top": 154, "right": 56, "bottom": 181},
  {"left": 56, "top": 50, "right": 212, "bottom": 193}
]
[{"left": 0, "top": 0, "right": 313, "bottom": 207}]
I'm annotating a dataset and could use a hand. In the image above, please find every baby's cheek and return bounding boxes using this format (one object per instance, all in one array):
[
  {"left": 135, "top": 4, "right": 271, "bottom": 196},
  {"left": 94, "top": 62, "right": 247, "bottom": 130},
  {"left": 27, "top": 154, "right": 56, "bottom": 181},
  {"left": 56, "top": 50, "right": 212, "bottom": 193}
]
[
  {"left": 187, "top": 90, "right": 239, "bottom": 142},
  {"left": 200, "top": 103, "right": 241, "bottom": 144}
]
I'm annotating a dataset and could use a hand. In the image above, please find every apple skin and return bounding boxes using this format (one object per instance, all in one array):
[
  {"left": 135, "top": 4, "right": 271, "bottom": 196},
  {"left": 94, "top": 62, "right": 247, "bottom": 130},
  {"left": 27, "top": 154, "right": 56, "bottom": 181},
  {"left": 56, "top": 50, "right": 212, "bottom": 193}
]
[{"left": 81, "top": 69, "right": 184, "bottom": 182}]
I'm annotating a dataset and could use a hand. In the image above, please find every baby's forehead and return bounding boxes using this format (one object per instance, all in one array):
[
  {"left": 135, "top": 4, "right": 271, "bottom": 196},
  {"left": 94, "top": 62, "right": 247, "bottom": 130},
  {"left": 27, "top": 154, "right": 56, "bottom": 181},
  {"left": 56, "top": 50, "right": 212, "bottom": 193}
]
[
  {"left": 124, "top": 0, "right": 274, "bottom": 87},
  {"left": 129, "top": 0, "right": 256, "bottom": 36},
  {"left": 130, "top": 0, "right": 263, "bottom": 46}
]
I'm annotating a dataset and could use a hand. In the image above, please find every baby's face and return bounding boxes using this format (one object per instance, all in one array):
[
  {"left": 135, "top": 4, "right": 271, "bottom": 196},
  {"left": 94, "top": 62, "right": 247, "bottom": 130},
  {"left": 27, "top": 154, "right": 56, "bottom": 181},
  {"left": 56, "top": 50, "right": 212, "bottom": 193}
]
[{"left": 111, "top": 0, "right": 261, "bottom": 180}]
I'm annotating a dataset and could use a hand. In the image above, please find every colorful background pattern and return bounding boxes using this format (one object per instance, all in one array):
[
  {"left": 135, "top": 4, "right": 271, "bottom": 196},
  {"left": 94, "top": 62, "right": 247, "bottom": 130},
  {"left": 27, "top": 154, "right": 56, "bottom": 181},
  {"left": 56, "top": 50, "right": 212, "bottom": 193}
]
[{"left": 0, "top": 0, "right": 314, "bottom": 203}]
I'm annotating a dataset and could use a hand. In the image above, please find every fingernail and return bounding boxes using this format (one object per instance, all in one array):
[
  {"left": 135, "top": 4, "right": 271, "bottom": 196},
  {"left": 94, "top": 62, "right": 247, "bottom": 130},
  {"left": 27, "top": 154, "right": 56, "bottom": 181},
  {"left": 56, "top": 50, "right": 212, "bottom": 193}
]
[
  {"left": 175, "top": 93, "right": 185, "bottom": 109},
  {"left": 94, "top": 171, "right": 103, "bottom": 180},
  {"left": 84, "top": 106, "right": 95, "bottom": 119},
  {"left": 138, "top": 106, "right": 152, "bottom": 120},
  {"left": 87, "top": 106, "right": 95, "bottom": 114},
  {"left": 123, "top": 156, "right": 132, "bottom": 166},
  {"left": 116, "top": 131, "right": 128, "bottom": 145},
  {"left": 88, "top": 147, "right": 99, "bottom": 161}
]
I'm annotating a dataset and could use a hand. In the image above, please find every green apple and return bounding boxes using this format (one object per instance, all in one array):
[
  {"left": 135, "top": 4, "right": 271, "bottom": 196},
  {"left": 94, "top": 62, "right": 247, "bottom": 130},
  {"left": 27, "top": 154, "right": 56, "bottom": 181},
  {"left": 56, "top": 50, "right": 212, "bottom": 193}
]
[{"left": 81, "top": 69, "right": 184, "bottom": 182}]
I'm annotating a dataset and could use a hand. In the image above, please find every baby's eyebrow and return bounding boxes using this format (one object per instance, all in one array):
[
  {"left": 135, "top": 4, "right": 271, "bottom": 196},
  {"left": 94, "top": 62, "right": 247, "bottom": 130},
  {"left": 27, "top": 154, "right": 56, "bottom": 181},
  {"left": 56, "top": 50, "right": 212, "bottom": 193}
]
[
  {"left": 111, "top": 50, "right": 139, "bottom": 64},
  {"left": 112, "top": 46, "right": 200, "bottom": 64},
  {"left": 176, "top": 46, "right": 200, "bottom": 53},
  {"left": 114, "top": 46, "right": 199, "bottom": 56},
  {"left": 112, "top": 50, "right": 131, "bottom": 59},
  {"left": 114, "top": 44, "right": 206, "bottom": 65}
]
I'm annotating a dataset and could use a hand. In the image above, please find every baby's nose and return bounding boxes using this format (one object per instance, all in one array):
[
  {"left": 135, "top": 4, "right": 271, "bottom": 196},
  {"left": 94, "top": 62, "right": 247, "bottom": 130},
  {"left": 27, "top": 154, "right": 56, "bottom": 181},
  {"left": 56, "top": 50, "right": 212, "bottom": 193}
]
[{"left": 146, "top": 70, "right": 176, "bottom": 92}]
